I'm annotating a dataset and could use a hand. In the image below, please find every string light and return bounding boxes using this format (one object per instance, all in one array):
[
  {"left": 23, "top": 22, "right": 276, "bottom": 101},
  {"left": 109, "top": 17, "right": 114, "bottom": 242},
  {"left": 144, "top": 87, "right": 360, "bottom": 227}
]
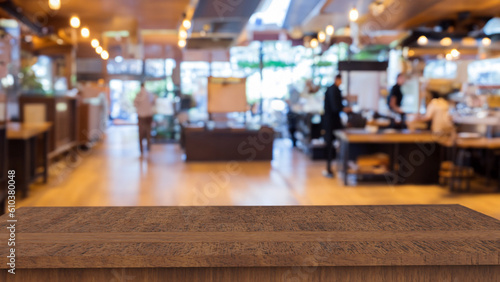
[
  {"left": 81, "top": 27, "right": 90, "bottom": 38},
  {"left": 182, "top": 19, "right": 191, "bottom": 29},
  {"left": 451, "top": 49, "right": 460, "bottom": 58},
  {"left": 179, "top": 29, "right": 188, "bottom": 39},
  {"left": 95, "top": 46, "right": 103, "bottom": 54},
  {"left": 101, "top": 50, "right": 109, "bottom": 60},
  {"left": 91, "top": 39, "right": 99, "bottom": 48},
  {"left": 70, "top": 16, "right": 80, "bottom": 28},
  {"left": 178, "top": 39, "right": 186, "bottom": 48}
]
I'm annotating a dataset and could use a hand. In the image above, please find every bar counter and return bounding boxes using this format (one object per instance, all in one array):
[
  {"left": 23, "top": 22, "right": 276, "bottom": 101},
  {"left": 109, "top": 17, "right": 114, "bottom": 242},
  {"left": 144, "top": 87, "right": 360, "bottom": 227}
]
[{"left": 1, "top": 205, "right": 499, "bottom": 281}]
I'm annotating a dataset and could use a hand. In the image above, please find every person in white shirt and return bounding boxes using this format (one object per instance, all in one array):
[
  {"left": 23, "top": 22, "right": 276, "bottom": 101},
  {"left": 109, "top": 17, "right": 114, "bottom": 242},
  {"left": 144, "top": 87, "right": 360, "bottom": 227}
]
[
  {"left": 134, "top": 83, "right": 156, "bottom": 155},
  {"left": 419, "top": 92, "right": 455, "bottom": 135}
]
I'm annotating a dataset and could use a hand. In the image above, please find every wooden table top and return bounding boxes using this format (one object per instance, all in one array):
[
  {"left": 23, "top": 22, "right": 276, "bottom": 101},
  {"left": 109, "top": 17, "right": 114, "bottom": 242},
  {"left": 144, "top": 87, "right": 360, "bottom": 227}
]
[
  {"left": 456, "top": 137, "right": 500, "bottom": 150},
  {"left": 1, "top": 205, "right": 499, "bottom": 269},
  {"left": 336, "top": 129, "right": 437, "bottom": 143},
  {"left": 6, "top": 122, "right": 51, "bottom": 140}
]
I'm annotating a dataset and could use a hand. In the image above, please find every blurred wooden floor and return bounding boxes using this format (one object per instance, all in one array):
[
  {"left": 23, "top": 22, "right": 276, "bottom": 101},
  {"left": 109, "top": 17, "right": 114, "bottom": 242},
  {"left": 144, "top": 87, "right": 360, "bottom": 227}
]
[{"left": 18, "top": 126, "right": 500, "bottom": 220}]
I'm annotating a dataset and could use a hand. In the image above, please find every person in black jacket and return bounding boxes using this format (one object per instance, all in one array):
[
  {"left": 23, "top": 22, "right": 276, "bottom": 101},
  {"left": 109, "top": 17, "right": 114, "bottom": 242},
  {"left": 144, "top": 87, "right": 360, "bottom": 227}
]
[
  {"left": 323, "top": 74, "right": 351, "bottom": 178},
  {"left": 387, "top": 73, "right": 407, "bottom": 128}
]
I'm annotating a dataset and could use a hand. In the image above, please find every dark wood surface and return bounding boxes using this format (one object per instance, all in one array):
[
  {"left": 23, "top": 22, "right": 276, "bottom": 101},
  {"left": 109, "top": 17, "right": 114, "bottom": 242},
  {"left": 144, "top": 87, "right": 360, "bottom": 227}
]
[
  {"left": 335, "top": 129, "right": 437, "bottom": 143},
  {"left": 0, "top": 205, "right": 499, "bottom": 269},
  {"left": 184, "top": 126, "right": 274, "bottom": 161}
]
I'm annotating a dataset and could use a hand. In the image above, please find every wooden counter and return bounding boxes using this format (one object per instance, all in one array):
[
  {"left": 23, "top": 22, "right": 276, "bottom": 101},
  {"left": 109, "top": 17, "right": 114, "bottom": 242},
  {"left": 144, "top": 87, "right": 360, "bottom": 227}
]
[
  {"left": 336, "top": 129, "right": 438, "bottom": 143},
  {"left": 6, "top": 122, "right": 52, "bottom": 140},
  {"left": 335, "top": 129, "right": 441, "bottom": 185},
  {"left": 1, "top": 205, "right": 499, "bottom": 281}
]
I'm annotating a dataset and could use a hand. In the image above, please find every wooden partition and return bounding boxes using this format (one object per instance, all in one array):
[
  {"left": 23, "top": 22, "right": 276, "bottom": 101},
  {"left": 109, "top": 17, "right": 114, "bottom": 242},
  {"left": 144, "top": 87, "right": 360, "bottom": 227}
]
[
  {"left": 19, "top": 95, "right": 78, "bottom": 158},
  {"left": 0, "top": 205, "right": 499, "bottom": 281}
]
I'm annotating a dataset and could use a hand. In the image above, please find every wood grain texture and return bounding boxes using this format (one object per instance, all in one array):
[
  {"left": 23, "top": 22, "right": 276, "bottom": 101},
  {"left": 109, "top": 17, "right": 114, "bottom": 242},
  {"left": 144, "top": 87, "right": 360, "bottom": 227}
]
[
  {"left": 2, "top": 266, "right": 500, "bottom": 282},
  {"left": 0, "top": 205, "right": 499, "bottom": 270},
  {"left": 335, "top": 129, "right": 438, "bottom": 143}
]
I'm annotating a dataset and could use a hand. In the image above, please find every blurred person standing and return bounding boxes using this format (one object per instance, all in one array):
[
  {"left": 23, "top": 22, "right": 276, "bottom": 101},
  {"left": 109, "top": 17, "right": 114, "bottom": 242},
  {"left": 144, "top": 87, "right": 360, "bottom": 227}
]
[
  {"left": 134, "top": 82, "right": 156, "bottom": 155},
  {"left": 387, "top": 73, "right": 407, "bottom": 128},
  {"left": 323, "top": 74, "right": 351, "bottom": 178}
]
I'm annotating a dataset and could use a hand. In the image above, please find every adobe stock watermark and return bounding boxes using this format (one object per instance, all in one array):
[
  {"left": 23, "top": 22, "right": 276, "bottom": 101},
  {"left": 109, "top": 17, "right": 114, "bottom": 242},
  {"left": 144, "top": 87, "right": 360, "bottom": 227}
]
[
  {"left": 189, "top": 127, "right": 274, "bottom": 205},
  {"left": 213, "top": 0, "right": 243, "bottom": 18}
]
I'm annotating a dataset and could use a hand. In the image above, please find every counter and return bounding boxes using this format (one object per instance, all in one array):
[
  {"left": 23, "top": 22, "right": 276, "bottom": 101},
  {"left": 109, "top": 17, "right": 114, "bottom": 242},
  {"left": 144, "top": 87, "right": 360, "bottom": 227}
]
[{"left": 0, "top": 205, "right": 499, "bottom": 281}]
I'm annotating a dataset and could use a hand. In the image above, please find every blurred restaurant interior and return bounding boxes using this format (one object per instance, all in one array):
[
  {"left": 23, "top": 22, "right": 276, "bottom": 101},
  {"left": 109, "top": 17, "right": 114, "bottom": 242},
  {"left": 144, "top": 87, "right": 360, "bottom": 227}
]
[
  {"left": 1, "top": 0, "right": 500, "bottom": 215},
  {"left": 1, "top": 0, "right": 500, "bottom": 280}
]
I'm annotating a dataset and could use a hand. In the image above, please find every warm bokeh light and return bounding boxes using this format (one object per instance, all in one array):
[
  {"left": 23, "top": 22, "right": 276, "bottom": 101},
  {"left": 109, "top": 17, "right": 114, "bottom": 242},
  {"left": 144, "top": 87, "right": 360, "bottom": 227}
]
[
  {"left": 179, "top": 29, "right": 188, "bottom": 39},
  {"left": 482, "top": 37, "right": 491, "bottom": 46},
  {"left": 461, "top": 37, "right": 477, "bottom": 47},
  {"left": 417, "top": 36, "right": 428, "bottom": 46},
  {"left": 91, "top": 39, "right": 99, "bottom": 48},
  {"left": 440, "top": 37, "right": 452, "bottom": 46},
  {"left": 408, "top": 49, "right": 415, "bottom": 57},
  {"left": 48, "top": 0, "right": 61, "bottom": 10},
  {"left": 182, "top": 19, "right": 191, "bottom": 29},
  {"left": 349, "top": 7, "right": 359, "bottom": 22},
  {"left": 178, "top": 39, "right": 186, "bottom": 48},
  {"left": 310, "top": 38, "right": 319, "bottom": 49},
  {"left": 445, "top": 53, "right": 453, "bottom": 60},
  {"left": 101, "top": 51, "right": 109, "bottom": 60},
  {"left": 318, "top": 31, "right": 326, "bottom": 43},
  {"left": 325, "top": 25, "right": 334, "bottom": 36},
  {"left": 70, "top": 16, "right": 80, "bottom": 28},
  {"left": 81, "top": 27, "right": 90, "bottom": 38},
  {"left": 95, "top": 46, "right": 103, "bottom": 54},
  {"left": 451, "top": 49, "right": 460, "bottom": 58}
]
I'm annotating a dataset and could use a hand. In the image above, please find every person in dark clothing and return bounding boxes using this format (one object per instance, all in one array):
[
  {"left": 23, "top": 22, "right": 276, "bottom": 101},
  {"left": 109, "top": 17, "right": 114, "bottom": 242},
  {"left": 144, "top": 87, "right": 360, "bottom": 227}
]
[
  {"left": 387, "top": 73, "right": 407, "bottom": 128},
  {"left": 323, "top": 74, "right": 351, "bottom": 178}
]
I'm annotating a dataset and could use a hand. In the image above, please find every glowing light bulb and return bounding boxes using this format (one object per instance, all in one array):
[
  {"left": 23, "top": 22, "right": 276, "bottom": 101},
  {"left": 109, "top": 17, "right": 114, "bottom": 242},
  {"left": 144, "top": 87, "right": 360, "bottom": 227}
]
[
  {"left": 81, "top": 27, "right": 90, "bottom": 38},
  {"left": 482, "top": 37, "right": 491, "bottom": 46},
  {"left": 70, "top": 16, "right": 80, "bottom": 28},
  {"left": 310, "top": 38, "right": 319, "bottom": 49},
  {"left": 417, "top": 35, "right": 428, "bottom": 46},
  {"left": 96, "top": 46, "right": 103, "bottom": 54},
  {"left": 326, "top": 25, "right": 334, "bottom": 36},
  {"left": 349, "top": 7, "right": 359, "bottom": 22},
  {"left": 318, "top": 31, "right": 326, "bottom": 43},
  {"left": 178, "top": 39, "right": 186, "bottom": 48},
  {"left": 101, "top": 50, "right": 109, "bottom": 60},
  {"left": 48, "top": 0, "right": 60, "bottom": 10},
  {"left": 450, "top": 49, "right": 460, "bottom": 58},
  {"left": 91, "top": 39, "right": 99, "bottom": 48},
  {"left": 179, "top": 29, "right": 187, "bottom": 39},
  {"left": 182, "top": 19, "right": 191, "bottom": 29}
]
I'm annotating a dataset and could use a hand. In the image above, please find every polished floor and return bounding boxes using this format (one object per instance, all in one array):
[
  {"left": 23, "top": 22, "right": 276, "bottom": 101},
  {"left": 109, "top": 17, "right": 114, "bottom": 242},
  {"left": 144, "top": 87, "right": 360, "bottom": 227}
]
[{"left": 19, "top": 126, "right": 500, "bottom": 220}]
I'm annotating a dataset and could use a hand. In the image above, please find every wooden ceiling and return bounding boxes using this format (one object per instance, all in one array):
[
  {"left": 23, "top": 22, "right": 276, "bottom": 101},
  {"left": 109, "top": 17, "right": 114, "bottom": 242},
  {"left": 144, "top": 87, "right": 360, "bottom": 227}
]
[{"left": 11, "top": 0, "right": 190, "bottom": 34}]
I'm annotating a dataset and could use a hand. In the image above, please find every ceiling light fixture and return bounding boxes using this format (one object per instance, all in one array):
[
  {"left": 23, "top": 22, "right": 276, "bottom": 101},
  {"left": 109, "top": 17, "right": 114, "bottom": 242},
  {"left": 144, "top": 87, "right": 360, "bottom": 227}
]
[
  {"left": 417, "top": 35, "right": 428, "bottom": 46},
  {"left": 450, "top": 49, "right": 460, "bottom": 58},
  {"left": 91, "top": 39, "right": 99, "bottom": 48},
  {"left": 326, "top": 25, "right": 334, "bottom": 36},
  {"left": 96, "top": 46, "right": 103, "bottom": 54},
  {"left": 81, "top": 27, "right": 90, "bottom": 38},
  {"left": 461, "top": 37, "right": 477, "bottom": 47},
  {"left": 48, "top": 0, "right": 61, "bottom": 10},
  {"left": 482, "top": 37, "right": 491, "bottom": 46},
  {"left": 445, "top": 53, "right": 453, "bottom": 60},
  {"left": 310, "top": 38, "right": 319, "bottom": 49},
  {"left": 178, "top": 39, "right": 186, "bottom": 48},
  {"left": 179, "top": 29, "right": 188, "bottom": 39},
  {"left": 349, "top": 7, "right": 359, "bottom": 22},
  {"left": 101, "top": 50, "right": 109, "bottom": 60},
  {"left": 440, "top": 37, "right": 452, "bottom": 46},
  {"left": 70, "top": 16, "right": 80, "bottom": 28},
  {"left": 182, "top": 19, "right": 191, "bottom": 29},
  {"left": 318, "top": 31, "right": 326, "bottom": 43}
]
